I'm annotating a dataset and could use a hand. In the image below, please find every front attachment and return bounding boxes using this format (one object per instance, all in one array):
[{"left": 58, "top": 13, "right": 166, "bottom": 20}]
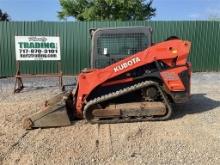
[
  {"left": 22, "top": 92, "right": 76, "bottom": 129},
  {"left": 23, "top": 101, "right": 71, "bottom": 129}
]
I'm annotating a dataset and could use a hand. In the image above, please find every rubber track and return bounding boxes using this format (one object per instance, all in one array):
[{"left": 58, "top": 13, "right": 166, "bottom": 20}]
[{"left": 83, "top": 81, "right": 173, "bottom": 124}]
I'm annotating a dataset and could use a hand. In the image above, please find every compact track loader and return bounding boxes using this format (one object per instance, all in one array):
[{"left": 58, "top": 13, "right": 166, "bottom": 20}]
[{"left": 23, "top": 27, "right": 191, "bottom": 129}]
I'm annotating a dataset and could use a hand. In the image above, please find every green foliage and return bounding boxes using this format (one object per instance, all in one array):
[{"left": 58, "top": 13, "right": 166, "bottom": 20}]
[
  {"left": 58, "top": 0, "right": 156, "bottom": 21},
  {"left": 0, "top": 9, "right": 10, "bottom": 21}
]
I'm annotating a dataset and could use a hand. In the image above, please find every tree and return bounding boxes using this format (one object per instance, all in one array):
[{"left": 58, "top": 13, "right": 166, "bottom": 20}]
[
  {"left": 58, "top": 0, "right": 156, "bottom": 21},
  {"left": 0, "top": 9, "right": 10, "bottom": 21}
]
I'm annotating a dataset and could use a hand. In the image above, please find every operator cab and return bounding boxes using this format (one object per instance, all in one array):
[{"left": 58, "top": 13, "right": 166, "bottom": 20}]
[{"left": 90, "top": 27, "right": 152, "bottom": 68}]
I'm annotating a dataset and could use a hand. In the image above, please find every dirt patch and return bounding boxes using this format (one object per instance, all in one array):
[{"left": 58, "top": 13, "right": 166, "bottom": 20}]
[{"left": 0, "top": 73, "right": 220, "bottom": 164}]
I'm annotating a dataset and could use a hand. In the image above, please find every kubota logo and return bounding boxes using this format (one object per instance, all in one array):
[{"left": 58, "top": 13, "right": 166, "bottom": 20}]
[{"left": 113, "top": 57, "right": 141, "bottom": 72}]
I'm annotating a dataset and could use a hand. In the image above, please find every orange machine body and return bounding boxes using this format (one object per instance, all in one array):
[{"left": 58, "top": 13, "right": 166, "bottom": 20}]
[{"left": 74, "top": 39, "right": 191, "bottom": 118}]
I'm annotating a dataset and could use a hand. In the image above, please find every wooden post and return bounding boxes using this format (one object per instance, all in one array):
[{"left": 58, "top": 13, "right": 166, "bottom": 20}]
[
  {"left": 14, "top": 61, "right": 24, "bottom": 93},
  {"left": 58, "top": 61, "right": 63, "bottom": 89}
]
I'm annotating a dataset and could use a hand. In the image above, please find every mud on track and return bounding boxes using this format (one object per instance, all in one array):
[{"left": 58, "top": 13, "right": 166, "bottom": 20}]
[{"left": 0, "top": 73, "right": 220, "bottom": 164}]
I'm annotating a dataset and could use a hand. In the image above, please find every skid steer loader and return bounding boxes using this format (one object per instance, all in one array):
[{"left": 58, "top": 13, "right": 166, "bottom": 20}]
[{"left": 23, "top": 27, "right": 191, "bottom": 129}]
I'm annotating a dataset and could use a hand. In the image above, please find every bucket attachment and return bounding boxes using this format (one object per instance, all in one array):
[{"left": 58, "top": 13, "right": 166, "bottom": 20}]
[
  {"left": 23, "top": 92, "right": 75, "bottom": 129},
  {"left": 23, "top": 101, "right": 72, "bottom": 129}
]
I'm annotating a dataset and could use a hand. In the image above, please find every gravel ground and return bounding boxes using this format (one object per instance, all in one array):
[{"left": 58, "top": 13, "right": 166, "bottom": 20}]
[{"left": 0, "top": 73, "right": 220, "bottom": 165}]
